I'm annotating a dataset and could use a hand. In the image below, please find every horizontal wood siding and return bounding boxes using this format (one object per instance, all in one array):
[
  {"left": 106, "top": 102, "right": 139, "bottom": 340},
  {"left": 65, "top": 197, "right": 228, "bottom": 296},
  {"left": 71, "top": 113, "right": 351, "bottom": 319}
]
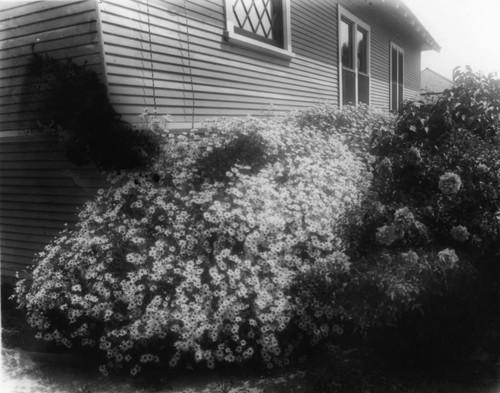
[
  {"left": 98, "top": 0, "right": 339, "bottom": 129},
  {"left": 0, "top": 1, "right": 107, "bottom": 280},
  {"left": 0, "top": 0, "right": 105, "bottom": 134},
  {"left": 0, "top": 137, "right": 106, "bottom": 280}
]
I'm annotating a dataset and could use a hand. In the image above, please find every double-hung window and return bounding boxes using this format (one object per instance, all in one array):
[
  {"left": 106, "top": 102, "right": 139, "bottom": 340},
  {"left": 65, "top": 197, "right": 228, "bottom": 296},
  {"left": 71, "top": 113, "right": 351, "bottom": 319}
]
[
  {"left": 338, "top": 6, "right": 370, "bottom": 106},
  {"left": 390, "top": 43, "right": 404, "bottom": 111},
  {"left": 224, "top": 0, "right": 293, "bottom": 58}
]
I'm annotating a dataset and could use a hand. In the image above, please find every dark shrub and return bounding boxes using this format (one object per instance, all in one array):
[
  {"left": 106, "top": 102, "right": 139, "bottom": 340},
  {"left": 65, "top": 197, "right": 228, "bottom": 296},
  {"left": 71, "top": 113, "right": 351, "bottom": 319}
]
[
  {"left": 364, "top": 68, "right": 500, "bottom": 370},
  {"left": 26, "top": 54, "right": 162, "bottom": 170}
]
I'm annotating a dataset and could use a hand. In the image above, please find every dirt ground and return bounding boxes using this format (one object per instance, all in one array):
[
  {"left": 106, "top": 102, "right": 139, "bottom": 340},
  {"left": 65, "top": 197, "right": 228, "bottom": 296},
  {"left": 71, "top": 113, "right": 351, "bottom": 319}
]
[
  {"left": 2, "top": 347, "right": 305, "bottom": 393},
  {"left": 2, "top": 346, "right": 499, "bottom": 393},
  {"left": 2, "top": 283, "right": 499, "bottom": 393}
]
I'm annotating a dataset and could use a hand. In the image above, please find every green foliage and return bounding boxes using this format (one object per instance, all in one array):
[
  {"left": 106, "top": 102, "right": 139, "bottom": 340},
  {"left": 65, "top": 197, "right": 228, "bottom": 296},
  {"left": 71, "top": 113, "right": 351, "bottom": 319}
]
[
  {"left": 447, "top": 66, "right": 500, "bottom": 137},
  {"left": 15, "top": 89, "right": 499, "bottom": 378},
  {"left": 363, "top": 67, "right": 500, "bottom": 368},
  {"left": 388, "top": 67, "right": 500, "bottom": 151},
  {"left": 369, "top": 68, "right": 500, "bottom": 262},
  {"left": 195, "top": 130, "right": 271, "bottom": 184},
  {"left": 27, "top": 54, "right": 162, "bottom": 170}
]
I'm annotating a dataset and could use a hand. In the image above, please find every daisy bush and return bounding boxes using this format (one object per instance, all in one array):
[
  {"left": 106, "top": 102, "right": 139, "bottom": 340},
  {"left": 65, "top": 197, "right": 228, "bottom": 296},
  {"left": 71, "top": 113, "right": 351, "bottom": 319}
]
[
  {"left": 14, "top": 109, "right": 374, "bottom": 375},
  {"left": 290, "top": 102, "right": 395, "bottom": 163}
]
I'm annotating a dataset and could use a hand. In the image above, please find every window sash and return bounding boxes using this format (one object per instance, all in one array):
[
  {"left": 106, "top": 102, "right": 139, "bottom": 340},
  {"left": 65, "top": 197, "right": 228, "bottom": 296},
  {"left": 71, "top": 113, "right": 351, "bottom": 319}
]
[
  {"left": 341, "top": 19, "right": 354, "bottom": 70},
  {"left": 224, "top": 0, "right": 293, "bottom": 58},
  {"left": 232, "top": 0, "right": 283, "bottom": 46},
  {"left": 357, "top": 27, "right": 368, "bottom": 74},
  {"left": 390, "top": 43, "right": 404, "bottom": 111},
  {"left": 339, "top": 6, "right": 370, "bottom": 106}
]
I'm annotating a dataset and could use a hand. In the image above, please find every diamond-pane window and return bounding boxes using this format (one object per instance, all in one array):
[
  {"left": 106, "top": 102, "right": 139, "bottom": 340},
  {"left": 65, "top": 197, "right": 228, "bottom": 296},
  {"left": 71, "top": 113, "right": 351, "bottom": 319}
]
[{"left": 232, "top": 0, "right": 283, "bottom": 46}]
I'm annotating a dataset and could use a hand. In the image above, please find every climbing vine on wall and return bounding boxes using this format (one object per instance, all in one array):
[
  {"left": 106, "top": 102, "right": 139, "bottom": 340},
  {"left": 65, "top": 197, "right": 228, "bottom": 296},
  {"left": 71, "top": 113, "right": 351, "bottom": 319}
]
[{"left": 25, "top": 53, "right": 162, "bottom": 170}]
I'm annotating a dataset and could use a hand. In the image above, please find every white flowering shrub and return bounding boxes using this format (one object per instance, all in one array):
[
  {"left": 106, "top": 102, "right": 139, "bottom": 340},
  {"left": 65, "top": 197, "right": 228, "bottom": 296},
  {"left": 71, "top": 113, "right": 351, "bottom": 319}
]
[
  {"left": 14, "top": 112, "right": 373, "bottom": 375},
  {"left": 290, "top": 102, "right": 395, "bottom": 164}
]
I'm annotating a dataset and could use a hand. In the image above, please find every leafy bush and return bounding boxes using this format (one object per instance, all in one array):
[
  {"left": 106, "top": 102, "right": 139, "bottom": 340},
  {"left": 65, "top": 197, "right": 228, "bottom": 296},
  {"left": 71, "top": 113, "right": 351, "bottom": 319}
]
[
  {"left": 14, "top": 111, "right": 373, "bottom": 375},
  {"left": 26, "top": 54, "right": 162, "bottom": 170},
  {"left": 16, "top": 91, "right": 495, "bottom": 378},
  {"left": 369, "top": 68, "right": 500, "bottom": 263},
  {"left": 364, "top": 68, "right": 500, "bottom": 368}
]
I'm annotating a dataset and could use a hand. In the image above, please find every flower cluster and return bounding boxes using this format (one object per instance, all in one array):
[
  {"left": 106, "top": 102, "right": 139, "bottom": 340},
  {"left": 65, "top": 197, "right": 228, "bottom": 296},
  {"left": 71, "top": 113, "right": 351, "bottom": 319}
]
[
  {"left": 14, "top": 109, "right": 372, "bottom": 375},
  {"left": 289, "top": 102, "right": 395, "bottom": 165},
  {"left": 369, "top": 70, "right": 500, "bottom": 261},
  {"left": 450, "top": 225, "right": 470, "bottom": 243},
  {"left": 375, "top": 207, "right": 428, "bottom": 247},
  {"left": 437, "top": 248, "right": 459, "bottom": 269},
  {"left": 438, "top": 172, "right": 462, "bottom": 195}
]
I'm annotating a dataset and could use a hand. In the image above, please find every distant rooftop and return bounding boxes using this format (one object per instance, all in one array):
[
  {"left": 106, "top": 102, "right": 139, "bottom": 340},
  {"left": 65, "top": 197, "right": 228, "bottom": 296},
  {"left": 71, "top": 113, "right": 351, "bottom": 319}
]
[{"left": 421, "top": 68, "right": 453, "bottom": 94}]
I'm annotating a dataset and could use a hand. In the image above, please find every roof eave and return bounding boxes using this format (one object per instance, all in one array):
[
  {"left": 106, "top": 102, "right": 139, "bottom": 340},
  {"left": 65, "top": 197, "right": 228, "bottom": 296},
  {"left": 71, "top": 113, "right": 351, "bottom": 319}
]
[{"left": 382, "top": 0, "right": 441, "bottom": 52}]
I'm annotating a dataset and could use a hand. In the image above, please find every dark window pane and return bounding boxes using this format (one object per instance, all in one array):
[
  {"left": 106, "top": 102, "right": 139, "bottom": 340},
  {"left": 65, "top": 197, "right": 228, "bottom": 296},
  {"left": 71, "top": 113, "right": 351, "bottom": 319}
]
[
  {"left": 398, "top": 51, "right": 403, "bottom": 84},
  {"left": 357, "top": 28, "right": 367, "bottom": 73},
  {"left": 391, "top": 48, "right": 398, "bottom": 83},
  {"left": 343, "top": 69, "right": 356, "bottom": 105},
  {"left": 358, "top": 74, "right": 369, "bottom": 104},
  {"left": 341, "top": 19, "right": 353, "bottom": 69},
  {"left": 391, "top": 81, "right": 398, "bottom": 111}
]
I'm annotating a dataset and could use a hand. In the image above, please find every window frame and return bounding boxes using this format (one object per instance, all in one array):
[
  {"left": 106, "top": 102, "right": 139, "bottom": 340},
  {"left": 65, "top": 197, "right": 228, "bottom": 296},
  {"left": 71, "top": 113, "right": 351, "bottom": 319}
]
[
  {"left": 338, "top": 5, "right": 371, "bottom": 106},
  {"left": 390, "top": 42, "right": 404, "bottom": 111},
  {"left": 223, "top": 0, "right": 294, "bottom": 59}
]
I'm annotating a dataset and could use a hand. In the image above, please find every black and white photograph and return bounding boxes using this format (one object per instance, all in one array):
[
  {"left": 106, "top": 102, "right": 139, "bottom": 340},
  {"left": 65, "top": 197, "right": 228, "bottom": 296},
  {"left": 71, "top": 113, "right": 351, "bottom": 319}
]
[{"left": 1, "top": 0, "right": 499, "bottom": 391}]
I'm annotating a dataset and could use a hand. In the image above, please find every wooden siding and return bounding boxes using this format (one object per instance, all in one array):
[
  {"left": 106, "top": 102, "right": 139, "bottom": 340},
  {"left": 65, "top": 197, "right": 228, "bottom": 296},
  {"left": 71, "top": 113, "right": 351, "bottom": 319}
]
[
  {"left": 0, "top": 0, "right": 106, "bottom": 134},
  {"left": 0, "top": 137, "right": 106, "bottom": 280},
  {"left": 98, "top": 0, "right": 425, "bottom": 128},
  {"left": 0, "top": 1, "right": 106, "bottom": 280},
  {"left": 0, "top": 0, "right": 430, "bottom": 279},
  {"left": 98, "top": 0, "right": 340, "bottom": 130}
]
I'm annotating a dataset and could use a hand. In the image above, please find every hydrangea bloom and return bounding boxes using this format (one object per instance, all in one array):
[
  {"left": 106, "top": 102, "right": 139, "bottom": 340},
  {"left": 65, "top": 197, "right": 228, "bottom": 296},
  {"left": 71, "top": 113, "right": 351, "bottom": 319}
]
[
  {"left": 450, "top": 225, "right": 470, "bottom": 242},
  {"left": 376, "top": 225, "right": 397, "bottom": 246},
  {"left": 407, "top": 147, "right": 422, "bottom": 165},
  {"left": 438, "top": 172, "right": 462, "bottom": 195},
  {"left": 437, "top": 248, "right": 459, "bottom": 269}
]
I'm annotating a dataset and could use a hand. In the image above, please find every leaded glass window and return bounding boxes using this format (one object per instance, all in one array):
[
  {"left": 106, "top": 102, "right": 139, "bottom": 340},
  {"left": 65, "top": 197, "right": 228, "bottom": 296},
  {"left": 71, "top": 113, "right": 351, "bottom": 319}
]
[{"left": 232, "top": 0, "right": 283, "bottom": 46}]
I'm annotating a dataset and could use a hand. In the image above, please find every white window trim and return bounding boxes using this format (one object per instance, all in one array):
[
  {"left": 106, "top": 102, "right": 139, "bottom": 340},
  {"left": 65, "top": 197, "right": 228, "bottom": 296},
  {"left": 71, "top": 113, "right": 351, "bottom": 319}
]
[
  {"left": 223, "top": 0, "right": 294, "bottom": 59},
  {"left": 338, "top": 5, "right": 371, "bottom": 106},
  {"left": 390, "top": 42, "right": 404, "bottom": 111}
]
